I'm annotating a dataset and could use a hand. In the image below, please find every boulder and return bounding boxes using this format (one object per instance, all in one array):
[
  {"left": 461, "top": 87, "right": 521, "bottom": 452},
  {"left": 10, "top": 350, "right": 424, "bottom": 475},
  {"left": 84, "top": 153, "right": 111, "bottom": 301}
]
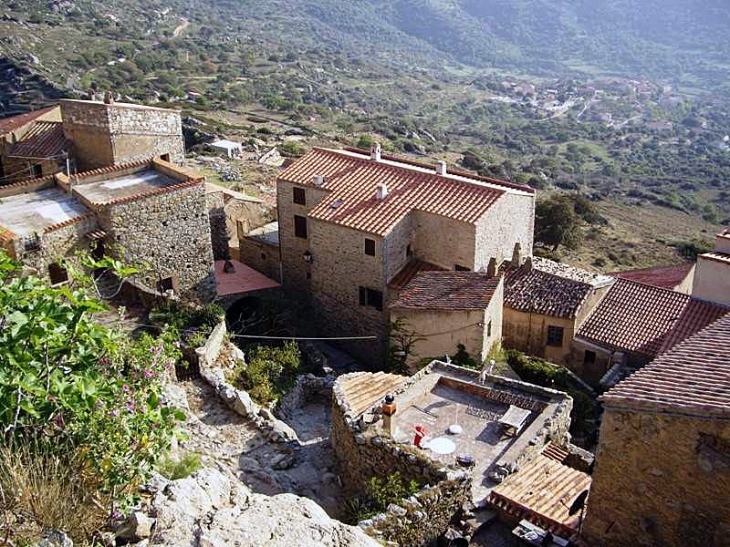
[
  {"left": 38, "top": 530, "right": 73, "bottom": 547},
  {"left": 150, "top": 467, "right": 378, "bottom": 547},
  {"left": 115, "top": 511, "right": 155, "bottom": 542}
]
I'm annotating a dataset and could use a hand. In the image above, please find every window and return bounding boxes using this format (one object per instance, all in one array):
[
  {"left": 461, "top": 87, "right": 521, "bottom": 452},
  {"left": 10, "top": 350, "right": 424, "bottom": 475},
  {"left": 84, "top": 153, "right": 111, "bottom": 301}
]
[
  {"left": 31, "top": 164, "right": 43, "bottom": 179},
  {"left": 455, "top": 264, "right": 470, "bottom": 271},
  {"left": 547, "top": 325, "right": 565, "bottom": 347},
  {"left": 48, "top": 263, "right": 68, "bottom": 286},
  {"left": 157, "top": 276, "right": 175, "bottom": 293},
  {"left": 91, "top": 240, "right": 105, "bottom": 260},
  {"left": 293, "top": 187, "right": 306, "bottom": 205},
  {"left": 364, "top": 238, "right": 376, "bottom": 256},
  {"left": 583, "top": 350, "right": 597, "bottom": 366},
  {"left": 406, "top": 244, "right": 413, "bottom": 258},
  {"left": 160, "top": 153, "right": 171, "bottom": 162},
  {"left": 486, "top": 321, "right": 492, "bottom": 338},
  {"left": 359, "top": 287, "right": 383, "bottom": 311},
  {"left": 294, "top": 215, "right": 308, "bottom": 239}
]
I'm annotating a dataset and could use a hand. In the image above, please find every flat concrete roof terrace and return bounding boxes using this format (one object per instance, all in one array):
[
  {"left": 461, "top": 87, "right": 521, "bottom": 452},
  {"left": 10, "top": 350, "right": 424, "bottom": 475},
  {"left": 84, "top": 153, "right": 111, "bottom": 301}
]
[
  {"left": 0, "top": 187, "right": 89, "bottom": 236},
  {"left": 72, "top": 169, "right": 179, "bottom": 205}
]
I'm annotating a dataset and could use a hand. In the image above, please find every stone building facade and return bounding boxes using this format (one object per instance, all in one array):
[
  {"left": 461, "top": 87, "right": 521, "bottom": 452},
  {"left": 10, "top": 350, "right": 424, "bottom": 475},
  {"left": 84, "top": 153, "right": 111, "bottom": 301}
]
[
  {"left": 0, "top": 159, "right": 215, "bottom": 299},
  {"left": 692, "top": 227, "right": 730, "bottom": 307},
  {"left": 584, "top": 315, "right": 730, "bottom": 546},
  {"left": 60, "top": 99, "right": 184, "bottom": 171},
  {"left": 276, "top": 147, "right": 535, "bottom": 366}
]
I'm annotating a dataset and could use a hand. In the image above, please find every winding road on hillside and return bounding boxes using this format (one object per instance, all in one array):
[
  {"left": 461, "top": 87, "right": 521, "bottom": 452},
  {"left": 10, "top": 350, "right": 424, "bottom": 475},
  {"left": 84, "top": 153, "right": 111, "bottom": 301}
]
[{"left": 173, "top": 17, "right": 190, "bottom": 38}]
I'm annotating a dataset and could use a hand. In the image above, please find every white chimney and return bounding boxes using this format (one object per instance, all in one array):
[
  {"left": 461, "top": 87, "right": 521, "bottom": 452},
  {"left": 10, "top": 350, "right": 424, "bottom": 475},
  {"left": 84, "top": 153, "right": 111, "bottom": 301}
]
[
  {"left": 436, "top": 160, "right": 447, "bottom": 176},
  {"left": 376, "top": 183, "right": 388, "bottom": 200},
  {"left": 312, "top": 174, "right": 324, "bottom": 186},
  {"left": 371, "top": 143, "right": 382, "bottom": 162}
]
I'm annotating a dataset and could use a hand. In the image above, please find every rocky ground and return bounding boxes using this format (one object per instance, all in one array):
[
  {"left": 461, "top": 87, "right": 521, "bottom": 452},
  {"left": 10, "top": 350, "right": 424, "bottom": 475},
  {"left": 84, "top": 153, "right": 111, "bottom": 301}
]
[{"left": 175, "top": 377, "right": 345, "bottom": 517}]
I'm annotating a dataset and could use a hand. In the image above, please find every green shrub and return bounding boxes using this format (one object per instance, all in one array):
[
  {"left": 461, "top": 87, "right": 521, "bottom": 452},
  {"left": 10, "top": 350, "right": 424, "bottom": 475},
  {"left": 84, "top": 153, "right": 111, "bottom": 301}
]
[
  {"left": 230, "top": 342, "right": 301, "bottom": 404},
  {"left": 156, "top": 452, "right": 202, "bottom": 480},
  {"left": 0, "top": 251, "right": 184, "bottom": 512},
  {"left": 451, "top": 343, "right": 479, "bottom": 370},
  {"left": 344, "top": 472, "right": 420, "bottom": 524}
]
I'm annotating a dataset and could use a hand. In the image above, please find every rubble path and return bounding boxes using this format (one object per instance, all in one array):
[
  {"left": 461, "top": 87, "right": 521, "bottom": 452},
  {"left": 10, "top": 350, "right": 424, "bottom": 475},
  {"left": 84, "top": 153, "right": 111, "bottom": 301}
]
[{"left": 178, "top": 378, "right": 345, "bottom": 518}]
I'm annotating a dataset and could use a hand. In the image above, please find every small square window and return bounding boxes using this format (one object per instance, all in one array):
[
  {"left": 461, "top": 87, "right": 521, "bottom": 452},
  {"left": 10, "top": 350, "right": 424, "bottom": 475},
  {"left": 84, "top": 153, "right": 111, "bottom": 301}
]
[
  {"left": 547, "top": 325, "right": 564, "bottom": 347},
  {"left": 157, "top": 276, "right": 175, "bottom": 293},
  {"left": 293, "top": 187, "right": 306, "bottom": 205},
  {"left": 455, "top": 264, "right": 470, "bottom": 271},
  {"left": 32, "top": 164, "right": 43, "bottom": 179},
  {"left": 48, "top": 262, "right": 68, "bottom": 286},
  {"left": 359, "top": 286, "right": 383, "bottom": 311},
  {"left": 365, "top": 238, "right": 376, "bottom": 256},
  {"left": 294, "top": 215, "right": 308, "bottom": 239},
  {"left": 584, "top": 350, "right": 597, "bottom": 365}
]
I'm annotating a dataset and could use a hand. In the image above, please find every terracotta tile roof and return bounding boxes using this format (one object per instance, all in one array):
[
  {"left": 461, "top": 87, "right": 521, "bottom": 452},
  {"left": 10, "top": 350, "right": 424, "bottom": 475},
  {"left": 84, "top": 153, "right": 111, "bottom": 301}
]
[
  {"left": 0, "top": 106, "right": 58, "bottom": 135},
  {"left": 576, "top": 278, "right": 729, "bottom": 358},
  {"left": 541, "top": 442, "right": 570, "bottom": 464},
  {"left": 388, "top": 259, "right": 446, "bottom": 290},
  {"left": 7, "top": 121, "right": 69, "bottom": 159},
  {"left": 503, "top": 263, "right": 597, "bottom": 320},
  {"left": 391, "top": 271, "right": 502, "bottom": 311},
  {"left": 609, "top": 263, "right": 694, "bottom": 290},
  {"left": 214, "top": 259, "right": 279, "bottom": 297},
  {"left": 278, "top": 148, "right": 528, "bottom": 236},
  {"left": 487, "top": 453, "right": 591, "bottom": 537},
  {"left": 701, "top": 252, "right": 730, "bottom": 265},
  {"left": 601, "top": 314, "right": 730, "bottom": 417},
  {"left": 336, "top": 372, "right": 407, "bottom": 419}
]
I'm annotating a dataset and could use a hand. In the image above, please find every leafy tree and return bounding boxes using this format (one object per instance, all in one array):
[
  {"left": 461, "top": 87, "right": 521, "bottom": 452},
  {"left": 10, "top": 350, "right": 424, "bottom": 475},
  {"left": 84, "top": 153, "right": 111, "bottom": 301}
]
[{"left": 535, "top": 195, "right": 583, "bottom": 251}]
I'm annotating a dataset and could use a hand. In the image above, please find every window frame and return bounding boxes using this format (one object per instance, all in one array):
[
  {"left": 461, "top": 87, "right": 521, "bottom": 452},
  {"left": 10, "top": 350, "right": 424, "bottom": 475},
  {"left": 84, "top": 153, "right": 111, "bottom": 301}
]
[
  {"left": 293, "top": 186, "right": 306, "bottom": 206},
  {"left": 359, "top": 286, "right": 384, "bottom": 311},
  {"left": 294, "top": 214, "right": 308, "bottom": 239},
  {"left": 583, "top": 350, "right": 597, "bottom": 366},
  {"left": 364, "top": 238, "right": 376, "bottom": 256},
  {"left": 546, "top": 325, "right": 565, "bottom": 347},
  {"left": 48, "top": 262, "right": 69, "bottom": 286}
]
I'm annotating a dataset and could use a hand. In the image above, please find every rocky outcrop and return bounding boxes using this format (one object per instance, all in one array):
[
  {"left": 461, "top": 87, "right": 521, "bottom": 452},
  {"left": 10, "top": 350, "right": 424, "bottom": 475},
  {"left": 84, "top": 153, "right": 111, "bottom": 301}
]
[{"left": 149, "top": 467, "right": 378, "bottom": 547}]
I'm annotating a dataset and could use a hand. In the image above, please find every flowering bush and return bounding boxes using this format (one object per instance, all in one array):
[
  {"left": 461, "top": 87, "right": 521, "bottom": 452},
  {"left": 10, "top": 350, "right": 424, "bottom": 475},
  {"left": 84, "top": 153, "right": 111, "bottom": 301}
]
[{"left": 0, "top": 251, "right": 183, "bottom": 505}]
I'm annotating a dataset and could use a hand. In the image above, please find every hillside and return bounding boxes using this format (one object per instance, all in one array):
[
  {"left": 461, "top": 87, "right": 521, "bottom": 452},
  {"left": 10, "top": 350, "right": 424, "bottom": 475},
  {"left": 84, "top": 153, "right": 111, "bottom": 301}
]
[{"left": 0, "top": 0, "right": 728, "bottom": 270}]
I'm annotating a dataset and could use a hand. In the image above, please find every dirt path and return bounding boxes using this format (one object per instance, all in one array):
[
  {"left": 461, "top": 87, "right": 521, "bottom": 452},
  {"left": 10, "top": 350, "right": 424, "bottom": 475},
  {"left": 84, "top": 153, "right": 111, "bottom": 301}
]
[
  {"left": 173, "top": 17, "right": 189, "bottom": 38},
  {"left": 178, "top": 378, "right": 345, "bottom": 517}
]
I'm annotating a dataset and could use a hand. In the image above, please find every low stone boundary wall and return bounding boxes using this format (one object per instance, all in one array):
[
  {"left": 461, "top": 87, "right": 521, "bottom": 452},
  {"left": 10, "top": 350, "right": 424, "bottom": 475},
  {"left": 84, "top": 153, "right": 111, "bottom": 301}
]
[
  {"left": 195, "top": 320, "right": 227, "bottom": 367},
  {"left": 276, "top": 373, "right": 334, "bottom": 421}
]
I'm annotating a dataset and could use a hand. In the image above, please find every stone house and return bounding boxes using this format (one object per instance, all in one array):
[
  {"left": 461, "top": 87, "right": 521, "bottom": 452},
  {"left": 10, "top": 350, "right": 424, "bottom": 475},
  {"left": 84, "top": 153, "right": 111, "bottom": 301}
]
[
  {"left": 0, "top": 158, "right": 215, "bottom": 299},
  {"left": 390, "top": 271, "right": 504, "bottom": 367},
  {"left": 692, "top": 227, "right": 730, "bottom": 307},
  {"left": 571, "top": 278, "right": 729, "bottom": 386},
  {"left": 236, "top": 221, "right": 281, "bottom": 283},
  {"left": 60, "top": 99, "right": 185, "bottom": 171},
  {"left": 204, "top": 182, "right": 265, "bottom": 260},
  {"left": 0, "top": 106, "right": 64, "bottom": 183},
  {"left": 276, "top": 146, "right": 535, "bottom": 365},
  {"left": 584, "top": 314, "right": 730, "bottom": 546},
  {"left": 502, "top": 256, "right": 614, "bottom": 364}
]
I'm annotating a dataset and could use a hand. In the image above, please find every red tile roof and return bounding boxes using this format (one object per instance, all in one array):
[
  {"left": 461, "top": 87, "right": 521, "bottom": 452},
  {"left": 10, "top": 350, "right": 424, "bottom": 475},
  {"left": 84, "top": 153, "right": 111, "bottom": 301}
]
[
  {"left": 391, "top": 271, "right": 502, "bottom": 310},
  {"left": 601, "top": 314, "right": 730, "bottom": 417},
  {"left": 503, "top": 263, "right": 597, "bottom": 319},
  {"left": 701, "top": 252, "right": 730, "bottom": 265},
  {"left": 609, "top": 263, "right": 694, "bottom": 290},
  {"left": 0, "top": 106, "right": 58, "bottom": 135},
  {"left": 388, "top": 259, "right": 446, "bottom": 290},
  {"left": 214, "top": 259, "right": 279, "bottom": 296},
  {"left": 576, "top": 278, "right": 729, "bottom": 358},
  {"left": 7, "top": 121, "right": 69, "bottom": 159},
  {"left": 278, "top": 148, "right": 530, "bottom": 236},
  {"left": 487, "top": 453, "right": 591, "bottom": 538}
]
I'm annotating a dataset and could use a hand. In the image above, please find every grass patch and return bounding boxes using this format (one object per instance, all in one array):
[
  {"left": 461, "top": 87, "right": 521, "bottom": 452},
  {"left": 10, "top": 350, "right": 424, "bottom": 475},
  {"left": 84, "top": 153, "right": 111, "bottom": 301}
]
[{"left": 156, "top": 452, "right": 203, "bottom": 480}]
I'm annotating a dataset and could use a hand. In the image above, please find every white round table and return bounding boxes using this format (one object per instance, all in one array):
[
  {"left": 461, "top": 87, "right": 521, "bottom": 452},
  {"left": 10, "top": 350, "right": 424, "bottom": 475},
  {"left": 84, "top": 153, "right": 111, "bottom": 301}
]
[{"left": 426, "top": 437, "right": 456, "bottom": 455}]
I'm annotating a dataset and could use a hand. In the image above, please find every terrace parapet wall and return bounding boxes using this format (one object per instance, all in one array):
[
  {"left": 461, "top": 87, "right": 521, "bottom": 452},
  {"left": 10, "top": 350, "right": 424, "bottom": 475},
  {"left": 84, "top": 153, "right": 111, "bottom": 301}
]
[{"left": 332, "top": 365, "right": 474, "bottom": 546}]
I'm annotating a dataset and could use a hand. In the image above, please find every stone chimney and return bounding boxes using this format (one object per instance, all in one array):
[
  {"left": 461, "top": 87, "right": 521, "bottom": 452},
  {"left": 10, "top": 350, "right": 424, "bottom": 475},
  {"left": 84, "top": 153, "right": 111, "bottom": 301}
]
[
  {"left": 524, "top": 256, "right": 534, "bottom": 271},
  {"left": 370, "top": 142, "right": 382, "bottom": 161},
  {"left": 376, "top": 182, "right": 388, "bottom": 200},
  {"left": 436, "top": 160, "right": 447, "bottom": 176},
  {"left": 103, "top": 90, "right": 115, "bottom": 105},
  {"left": 512, "top": 242, "right": 523, "bottom": 267},
  {"left": 381, "top": 394, "right": 397, "bottom": 438},
  {"left": 312, "top": 174, "right": 325, "bottom": 186},
  {"left": 487, "top": 257, "right": 497, "bottom": 277}
]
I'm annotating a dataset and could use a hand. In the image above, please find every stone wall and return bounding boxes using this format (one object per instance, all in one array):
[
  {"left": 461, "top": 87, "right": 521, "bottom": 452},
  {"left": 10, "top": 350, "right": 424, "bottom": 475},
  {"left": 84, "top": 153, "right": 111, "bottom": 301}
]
[
  {"left": 503, "top": 309, "right": 577, "bottom": 364},
  {"left": 237, "top": 237, "right": 281, "bottom": 282},
  {"left": 475, "top": 192, "right": 535, "bottom": 270},
  {"left": 693, "top": 253, "right": 730, "bottom": 307},
  {"left": 331, "top": 378, "right": 471, "bottom": 546},
  {"left": 584, "top": 407, "right": 730, "bottom": 546},
  {"left": 60, "top": 100, "right": 184, "bottom": 171},
  {"left": 97, "top": 182, "right": 216, "bottom": 299},
  {"left": 412, "top": 211, "right": 476, "bottom": 270},
  {"left": 309, "top": 220, "right": 389, "bottom": 366},
  {"left": 205, "top": 192, "right": 229, "bottom": 260}
]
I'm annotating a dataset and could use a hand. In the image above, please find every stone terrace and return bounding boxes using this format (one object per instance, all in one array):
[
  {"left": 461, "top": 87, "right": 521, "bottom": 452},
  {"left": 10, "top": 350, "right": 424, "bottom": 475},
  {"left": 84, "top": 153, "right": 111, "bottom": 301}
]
[{"left": 0, "top": 186, "right": 89, "bottom": 236}]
